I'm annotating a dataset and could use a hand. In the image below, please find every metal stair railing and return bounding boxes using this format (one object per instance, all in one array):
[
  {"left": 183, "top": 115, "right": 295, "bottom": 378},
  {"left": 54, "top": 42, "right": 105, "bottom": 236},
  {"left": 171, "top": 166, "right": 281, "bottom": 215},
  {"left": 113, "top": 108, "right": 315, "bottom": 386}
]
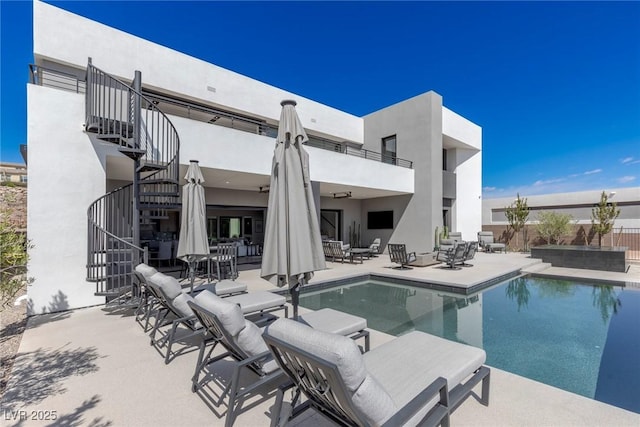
[
  {"left": 87, "top": 183, "right": 149, "bottom": 296},
  {"left": 85, "top": 60, "right": 180, "bottom": 297}
]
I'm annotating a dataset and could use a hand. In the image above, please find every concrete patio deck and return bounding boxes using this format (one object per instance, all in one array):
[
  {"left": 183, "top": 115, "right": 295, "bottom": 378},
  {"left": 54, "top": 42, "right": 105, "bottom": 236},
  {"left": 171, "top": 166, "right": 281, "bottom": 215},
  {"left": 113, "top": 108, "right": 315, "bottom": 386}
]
[{"left": 2, "top": 253, "right": 639, "bottom": 426}]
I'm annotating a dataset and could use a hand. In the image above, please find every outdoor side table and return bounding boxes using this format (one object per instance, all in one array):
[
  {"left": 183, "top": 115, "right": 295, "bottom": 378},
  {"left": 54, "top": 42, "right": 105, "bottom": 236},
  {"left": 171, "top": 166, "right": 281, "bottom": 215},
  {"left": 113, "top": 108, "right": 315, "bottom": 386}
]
[{"left": 350, "top": 248, "right": 372, "bottom": 264}]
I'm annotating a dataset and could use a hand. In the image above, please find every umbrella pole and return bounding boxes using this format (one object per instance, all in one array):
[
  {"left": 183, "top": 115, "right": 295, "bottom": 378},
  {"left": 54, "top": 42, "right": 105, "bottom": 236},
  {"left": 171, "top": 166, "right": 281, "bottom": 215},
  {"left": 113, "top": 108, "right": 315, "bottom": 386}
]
[
  {"left": 189, "top": 262, "right": 195, "bottom": 294},
  {"left": 291, "top": 281, "right": 301, "bottom": 321}
]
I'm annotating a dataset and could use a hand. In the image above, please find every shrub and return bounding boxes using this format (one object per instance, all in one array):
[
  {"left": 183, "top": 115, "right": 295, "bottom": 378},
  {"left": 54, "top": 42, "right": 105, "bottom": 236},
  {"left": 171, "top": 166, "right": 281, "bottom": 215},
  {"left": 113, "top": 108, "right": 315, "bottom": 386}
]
[
  {"left": 535, "top": 211, "right": 574, "bottom": 245},
  {"left": 0, "top": 199, "right": 31, "bottom": 310}
]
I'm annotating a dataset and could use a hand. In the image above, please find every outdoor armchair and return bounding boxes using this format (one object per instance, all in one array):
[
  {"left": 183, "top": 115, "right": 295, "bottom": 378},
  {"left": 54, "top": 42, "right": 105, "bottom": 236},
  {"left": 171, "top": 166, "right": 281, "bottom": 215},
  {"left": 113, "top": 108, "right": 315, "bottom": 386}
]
[
  {"left": 388, "top": 243, "right": 417, "bottom": 269},
  {"left": 460, "top": 241, "right": 478, "bottom": 267},
  {"left": 322, "top": 240, "right": 352, "bottom": 263},
  {"left": 477, "top": 232, "right": 506, "bottom": 253},
  {"left": 369, "top": 238, "right": 382, "bottom": 256},
  {"left": 436, "top": 242, "right": 468, "bottom": 269},
  {"left": 263, "top": 318, "right": 490, "bottom": 427}
]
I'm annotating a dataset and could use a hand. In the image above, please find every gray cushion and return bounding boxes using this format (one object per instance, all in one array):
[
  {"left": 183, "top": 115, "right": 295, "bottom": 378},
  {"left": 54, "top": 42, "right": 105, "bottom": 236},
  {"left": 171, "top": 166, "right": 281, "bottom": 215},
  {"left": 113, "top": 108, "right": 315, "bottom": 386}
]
[
  {"left": 265, "top": 318, "right": 396, "bottom": 425},
  {"left": 351, "top": 374, "right": 397, "bottom": 426},
  {"left": 299, "top": 308, "right": 367, "bottom": 336},
  {"left": 135, "top": 263, "right": 158, "bottom": 281},
  {"left": 215, "top": 279, "right": 247, "bottom": 295},
  {"left": 194, "top": 290, "right": 245, "bottom": 336},
  {"left": 364, "top": 331, "right": 486, "bottom": 410},
  {"left": 172, "top": 293, "right": 201, "bottom": 329},
  {"left": 265, "top": 318, "right": 366, "bottom": 391},
  {"left": 151, "top": 273, "right": 182, "bottom": 301},
  {"left": 227, "top": 291, "right": 285, "bottom": 314}
]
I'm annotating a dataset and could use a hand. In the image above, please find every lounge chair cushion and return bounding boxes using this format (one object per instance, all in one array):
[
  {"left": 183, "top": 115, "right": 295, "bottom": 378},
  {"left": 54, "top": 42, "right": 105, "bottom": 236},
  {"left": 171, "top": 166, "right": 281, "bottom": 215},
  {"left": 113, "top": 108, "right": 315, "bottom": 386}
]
[
  {"left": 172, "top": 293, "right": 202, "bottom": 329},
  {"left": 227, "top": 291, "right": 286, "bottom": 314},
  {"left": 214, "top": 279, "right": 247, "bottom": 295},
  {"left": 150, "top": 273, "right": 183, "bottom": 301},
  {"left": 364, "top": 331, "right": 486, "bottom": 414},
  {"left": 194, "top": 290, "right": 245, "bottom": 336},
  {"left": 235, "top": 321, "right": 279, "bottom": 374},
  {"left": 265, "top": 318, "right": 396, "bottom": 425},
  {"left": 135, "top": 263, "right": 158, "bottom": 281},
  {"left": 299, "top": 308, "right": 367, "bottom": 336}
]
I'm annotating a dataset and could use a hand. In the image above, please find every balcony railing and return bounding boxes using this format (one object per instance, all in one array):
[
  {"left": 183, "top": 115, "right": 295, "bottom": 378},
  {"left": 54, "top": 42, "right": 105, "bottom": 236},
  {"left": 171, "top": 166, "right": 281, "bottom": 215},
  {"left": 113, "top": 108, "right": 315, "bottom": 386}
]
[{"left": 29, "top": 64, "right": 413, "bottom": 169}]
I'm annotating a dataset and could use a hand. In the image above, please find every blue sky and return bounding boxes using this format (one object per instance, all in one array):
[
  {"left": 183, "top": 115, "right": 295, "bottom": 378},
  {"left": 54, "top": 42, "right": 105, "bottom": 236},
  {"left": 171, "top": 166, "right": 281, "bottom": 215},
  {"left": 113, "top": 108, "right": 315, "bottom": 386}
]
[{"left": 1, "top": 1, "right": 639, "bottom": 198}]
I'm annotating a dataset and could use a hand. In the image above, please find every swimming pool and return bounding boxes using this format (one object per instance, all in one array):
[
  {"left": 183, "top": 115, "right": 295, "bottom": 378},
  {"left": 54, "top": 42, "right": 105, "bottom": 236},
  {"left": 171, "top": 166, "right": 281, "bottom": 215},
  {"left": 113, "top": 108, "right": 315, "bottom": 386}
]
[{"left": 298, "top": 275, "right": 640, "bottom": 413}]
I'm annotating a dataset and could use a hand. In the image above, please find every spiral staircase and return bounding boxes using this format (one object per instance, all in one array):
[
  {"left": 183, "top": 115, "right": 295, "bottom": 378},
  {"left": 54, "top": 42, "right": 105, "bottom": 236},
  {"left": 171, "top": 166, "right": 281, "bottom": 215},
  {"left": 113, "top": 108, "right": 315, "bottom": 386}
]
[{"left": 84, "top": 59, "right": 180, "bottom": 299}]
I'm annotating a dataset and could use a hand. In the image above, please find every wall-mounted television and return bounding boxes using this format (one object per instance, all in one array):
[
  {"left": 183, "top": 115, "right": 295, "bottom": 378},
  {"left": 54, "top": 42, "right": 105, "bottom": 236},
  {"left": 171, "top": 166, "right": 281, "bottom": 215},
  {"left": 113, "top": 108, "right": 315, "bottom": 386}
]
[{"left": 367, "top": 210, "right": 393, "bottom": 229}]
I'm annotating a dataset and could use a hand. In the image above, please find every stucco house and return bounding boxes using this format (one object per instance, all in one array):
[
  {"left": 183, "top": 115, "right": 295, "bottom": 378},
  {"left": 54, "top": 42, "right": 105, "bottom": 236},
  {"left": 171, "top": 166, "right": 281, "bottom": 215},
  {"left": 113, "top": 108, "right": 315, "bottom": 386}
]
[{"left": 26, "top": 1, "right": 482, "bottom": 314}]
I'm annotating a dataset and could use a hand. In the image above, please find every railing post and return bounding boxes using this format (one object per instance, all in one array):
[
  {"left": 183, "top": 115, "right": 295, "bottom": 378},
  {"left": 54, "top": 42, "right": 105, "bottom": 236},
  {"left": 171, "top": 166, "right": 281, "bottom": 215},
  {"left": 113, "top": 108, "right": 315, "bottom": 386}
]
[{"left": 132, "top": 70, "right": 142, "bottom": 257}]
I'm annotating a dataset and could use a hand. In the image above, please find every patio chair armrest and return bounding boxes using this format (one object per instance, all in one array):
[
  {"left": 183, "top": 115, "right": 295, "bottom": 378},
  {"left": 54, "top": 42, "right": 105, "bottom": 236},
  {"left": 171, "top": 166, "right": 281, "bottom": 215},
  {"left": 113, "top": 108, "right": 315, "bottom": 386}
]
[
  {"left": 172, "top": 314, "right": 200, "bottom": 330},
  {"left": 237, "top": 350, "right": 274, "bottom": 368},
  {"left": 381, "top": 376, "right": 449, "bottom": 427}
]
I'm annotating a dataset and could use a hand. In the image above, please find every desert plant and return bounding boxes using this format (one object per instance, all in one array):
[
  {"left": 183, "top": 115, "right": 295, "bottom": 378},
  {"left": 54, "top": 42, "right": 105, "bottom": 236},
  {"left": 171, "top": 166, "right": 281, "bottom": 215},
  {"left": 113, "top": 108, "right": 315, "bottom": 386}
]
[
  {"left": 348, "top": 221, "right": 361, "bottom": 248},
  {"left": 505, "top": 193, "right": 529, "bottom": 251},
  {"left": 434, "top": 226, "right": 440, "bottom": 250},
  {"left": 591, "top": 191, "right": 620, "bottom": 247},
  {"left": 535, "top": 211, "right": 574, "bottom": 245},
  {"left": 439, "top": 225, "right": 448, "bottom": 242},
  {"left": 0, "top": 203, "right": 32, "bottom": 310}
]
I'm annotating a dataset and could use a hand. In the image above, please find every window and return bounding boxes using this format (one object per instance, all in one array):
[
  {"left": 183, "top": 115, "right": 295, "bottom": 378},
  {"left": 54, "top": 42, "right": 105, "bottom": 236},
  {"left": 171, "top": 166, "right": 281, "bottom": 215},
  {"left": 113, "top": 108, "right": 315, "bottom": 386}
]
[
  {"left": 220, "top": 217, "right": 242, "bottom": 238},
  {"left": 368, "top": 211, "right": 394, "bottom": 229},
  {"left": 381, "top": 135, "right": 397, "bottom": 165}
]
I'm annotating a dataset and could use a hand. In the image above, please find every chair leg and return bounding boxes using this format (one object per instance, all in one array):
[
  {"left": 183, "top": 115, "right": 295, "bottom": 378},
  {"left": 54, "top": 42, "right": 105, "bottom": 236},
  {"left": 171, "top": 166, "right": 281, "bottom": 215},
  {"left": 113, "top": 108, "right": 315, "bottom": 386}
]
[
  {"left": 226, "top": 364, "right": 243, "bottom": 427},
  {"left": 481, "top": 369, "right": 491, "bottom": 406},
  {"left": 150, "top": 309, "right": 168, "bottom": 345},
  {"left": 192, "top": 338, "right": 219, "bottom": 392},
  {"left": 165, "top": 320, "right": 181, "bottom": 364}
]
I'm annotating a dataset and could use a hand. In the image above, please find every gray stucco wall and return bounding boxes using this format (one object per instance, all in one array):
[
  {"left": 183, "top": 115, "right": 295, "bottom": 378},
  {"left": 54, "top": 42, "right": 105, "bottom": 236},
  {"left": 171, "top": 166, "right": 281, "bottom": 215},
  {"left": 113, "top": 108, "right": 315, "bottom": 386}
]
[{"left": 363, "top": 92, "right": 443, "bottom": 253}]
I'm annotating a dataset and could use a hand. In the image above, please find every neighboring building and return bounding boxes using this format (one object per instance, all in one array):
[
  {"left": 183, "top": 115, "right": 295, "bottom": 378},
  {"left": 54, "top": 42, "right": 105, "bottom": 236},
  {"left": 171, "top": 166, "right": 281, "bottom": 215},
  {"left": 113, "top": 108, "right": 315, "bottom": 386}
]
[
  {"left": 0, "top": 162, "right": 28, "bottom": 184},
  {"left": 482, "top": 187, "right": 640, "bottom": 254},
  {"left": 483, "top": 187, "right": 640, "bottom": 228},
  {"left": 26, "top": 1, "right": 482, "bottom": 314}
]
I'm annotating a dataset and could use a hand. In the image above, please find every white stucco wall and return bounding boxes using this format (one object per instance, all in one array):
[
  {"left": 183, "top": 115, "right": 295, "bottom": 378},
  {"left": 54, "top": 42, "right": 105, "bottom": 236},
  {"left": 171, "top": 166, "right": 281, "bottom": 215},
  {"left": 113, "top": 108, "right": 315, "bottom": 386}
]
[
  {"left": 442, "top": 107, "right": 482, "bottom": 150},
  {"left": 173, "top": 116, "right": 414, "bottom": 194},
  {"left": 451, "top": 148, "right": 483, "bottom": 240},
  {"left": 27, "top": 85, "right": 106, "bottom": 314},
  {"left": 34, "top": 0, "right": 363, "bottom": 144}
]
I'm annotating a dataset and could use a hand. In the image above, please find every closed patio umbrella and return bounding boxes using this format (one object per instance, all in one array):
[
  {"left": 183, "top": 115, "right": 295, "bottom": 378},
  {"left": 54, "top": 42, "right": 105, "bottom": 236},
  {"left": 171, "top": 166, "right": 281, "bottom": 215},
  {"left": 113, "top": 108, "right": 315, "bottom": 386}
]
[
  {"left": 261, "top": 100, "right": 326, "bottom": 319},
  {"left": 177, "top": 160, "right": 209, "bottom": 292}
]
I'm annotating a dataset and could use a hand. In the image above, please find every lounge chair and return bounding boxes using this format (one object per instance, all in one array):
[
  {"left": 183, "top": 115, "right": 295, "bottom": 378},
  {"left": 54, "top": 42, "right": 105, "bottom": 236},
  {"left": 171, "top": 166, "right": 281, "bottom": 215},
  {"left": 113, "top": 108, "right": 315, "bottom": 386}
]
[
  {"left": 322, "top": 240, "right": 351, "bottom": 263},
  {"left": 388, "top": 243, "right": 417, "bottom": 269},
  {"left": 147, "top": 272, "right": 287, "bottom": 364},
  {"left": 436, "top": 242, "right": 468, "bottom": 269},
  {"left": 477, "top": 231, "right": 506, "bottom": 253},
  {"left": 188, "top": 291, "right": 286, "bottom": 427},
  {"left": 188, "top": 293, "right": 371, "bottom": 426},
  {"left": 368, "top": 238, "right": 381, "bottom": 256},
  {"left": 263, "top": 318, "right": 490, "bottom": 427},
  {"left": 133, "top": 263, "right": 160, "bottom": 328}
]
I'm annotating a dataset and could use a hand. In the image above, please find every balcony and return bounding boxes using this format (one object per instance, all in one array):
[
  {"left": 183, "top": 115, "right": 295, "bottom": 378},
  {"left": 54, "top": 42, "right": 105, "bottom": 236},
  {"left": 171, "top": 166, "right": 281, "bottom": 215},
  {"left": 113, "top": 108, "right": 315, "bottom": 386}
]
[{"left": 30, "top": 64, "right": 412, "bottom": 171}]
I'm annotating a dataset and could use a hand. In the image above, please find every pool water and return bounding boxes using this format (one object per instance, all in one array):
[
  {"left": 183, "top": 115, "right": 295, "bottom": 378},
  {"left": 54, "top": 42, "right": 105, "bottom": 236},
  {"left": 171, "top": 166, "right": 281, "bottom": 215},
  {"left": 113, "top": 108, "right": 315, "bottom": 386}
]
[{"left": 298, "top": 276, "right": 640, "bottom": 413}]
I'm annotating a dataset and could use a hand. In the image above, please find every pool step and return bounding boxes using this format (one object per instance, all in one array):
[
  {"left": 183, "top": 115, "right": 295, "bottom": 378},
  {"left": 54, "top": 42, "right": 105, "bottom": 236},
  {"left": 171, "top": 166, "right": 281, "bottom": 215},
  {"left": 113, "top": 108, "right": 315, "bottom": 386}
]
[{"left": 521, "top": 262, "right": 552, "bottom": 274}]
